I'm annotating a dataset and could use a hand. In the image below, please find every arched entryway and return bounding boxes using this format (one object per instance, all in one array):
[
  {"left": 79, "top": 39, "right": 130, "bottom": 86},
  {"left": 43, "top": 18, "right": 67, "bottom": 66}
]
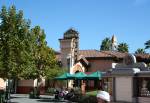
[
  {"left": 72, "top": 64, "right": 83, "bottom": 73},
  {"left": 70, "top": 63, "right": 86, "bottom": 94},
  {"left": 73, "top": 71, "right": 82, "bottom": 88}
]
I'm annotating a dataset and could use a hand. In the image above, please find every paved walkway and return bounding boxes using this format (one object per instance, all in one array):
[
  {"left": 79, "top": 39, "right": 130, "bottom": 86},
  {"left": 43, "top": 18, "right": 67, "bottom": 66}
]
[
  {"left": 9, "top": 94, "right": 124, "bottom": 103},
  {"left": 10, "top": 94, "right": 71, "bottom": 103}
]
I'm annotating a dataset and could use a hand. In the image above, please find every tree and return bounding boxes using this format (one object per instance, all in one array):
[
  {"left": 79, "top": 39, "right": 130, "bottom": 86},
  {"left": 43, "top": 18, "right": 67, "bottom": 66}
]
[
  {"left": 0, "top": 5, "right": 32, "bottom": 79},
  {"left": 135, "top": 48, "right": 146, "bottom": 54},
  {"left": 117, "top": 43, "right": 129, "bottom": 53},
  {"left": 29, "top": 26, "right": 61, "bottom": 80},
  {"left": 0, "top": 5, "right": 61, "bottom": 80},
  {"left": 145, "top": 40, "right": 150, "bottom": 49},
  {"left": 100, "top": 37, "right": 111, "bottom": 51}
]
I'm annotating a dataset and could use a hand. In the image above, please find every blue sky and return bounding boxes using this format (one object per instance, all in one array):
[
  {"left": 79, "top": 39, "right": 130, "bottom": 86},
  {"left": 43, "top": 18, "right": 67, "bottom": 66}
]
[{"left": 0, "top": 0, "right": 150, "bottom": 53}]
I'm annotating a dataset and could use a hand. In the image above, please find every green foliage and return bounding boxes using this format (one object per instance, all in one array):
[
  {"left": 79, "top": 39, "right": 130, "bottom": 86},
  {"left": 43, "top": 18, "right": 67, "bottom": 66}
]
[
  {"left": 78, "top": 95, "right": 97, "bottom": 103},
  {"left": 45, "top": 66, "right": 64, "bottom": 79},
  {"left": 117, "top": 42, "right": 129, "bottom": 53},
  {"left": 69, "top": 94, "right": 97, "bottom": 103},
  {"left": 100, "top": 36, "right": 130, "bottom": 53},
  {"left": 46, "top": 87, "right": 55, "bottom": 94},
  {"left": 100, "top": 37, "right": 111, "bottom": 51},
  {"left": 86, "top": 90, "right": 97, "bottom": 96},
  {"left": 74, "top": 87, "right": 82, "bottom": 95},
  {"left": 135, "top": 48, "right": 146, "bottom": 54},
  {"left": 145, "top": 40, "right": 150, "bottom": 49},
  {"left": 29, "top": 87, "right": 40, "bottom": 99},
  {"left": 0, "top": 5, "right": 31, "bottom": 78},
  {"left": 0, "top": 5, "right": 61, "bottom": 80}
]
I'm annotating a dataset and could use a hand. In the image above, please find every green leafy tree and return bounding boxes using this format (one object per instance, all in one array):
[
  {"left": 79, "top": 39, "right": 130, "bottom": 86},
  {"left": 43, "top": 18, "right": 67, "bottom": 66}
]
[
  {"left": 117, "top": 43, "right": 129, "bottom": 53},
  {"left": 0, "top": 5, "right": 61, "bottom": 80},
  {"left": 30, "top": 26, "right": 61, "bottom": 80},
  {"left": 100, "top": 37, "right": 111, "bottom": 51},
  {"left": 0, "top": 5, "right": 32, "bottom": 79},
  {"left": 30, "top": 26, "right": 48, "bottom": 78},
  {"left": 145, "top": 40, "right": 150, "bottom": 49},
  {"left": 135, "top": 48, "right": 146, "bottom": 54}
]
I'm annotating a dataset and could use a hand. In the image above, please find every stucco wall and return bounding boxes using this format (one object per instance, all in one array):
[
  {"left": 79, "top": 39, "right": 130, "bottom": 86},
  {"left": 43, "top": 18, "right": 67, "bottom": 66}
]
[
  {"left": 60, "top": 39, "right": 72, "bottom": 68},
  {"left": 115, "top": 77, "right": 132, "bottom": 102},
  {"left": 88, "top": 59, "right": 113, "bottom": 72},
  {"left": 18, "top": 80, "right": 34, "bottom": 87},
  {"left": 138, "top": 97, "right": 150, "bottom": 103}
]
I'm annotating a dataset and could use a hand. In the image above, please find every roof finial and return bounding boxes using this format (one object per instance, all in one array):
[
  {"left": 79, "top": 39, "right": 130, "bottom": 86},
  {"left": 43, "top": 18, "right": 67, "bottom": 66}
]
[
  {"left": 112, "top": 34, "right": 117, "bottom": 43},
  {"left": 111, "top": 34, "right": 117, "bottom": 51}
]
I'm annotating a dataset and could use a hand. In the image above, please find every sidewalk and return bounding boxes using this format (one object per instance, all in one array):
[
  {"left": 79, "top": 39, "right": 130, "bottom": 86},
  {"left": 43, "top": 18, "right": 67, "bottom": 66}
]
[
  {"left": 10, "top": 94, "right": 126, "bottom": 103},
  {"left": 10, "top": 94, "right": 72, "bottom": 103}
]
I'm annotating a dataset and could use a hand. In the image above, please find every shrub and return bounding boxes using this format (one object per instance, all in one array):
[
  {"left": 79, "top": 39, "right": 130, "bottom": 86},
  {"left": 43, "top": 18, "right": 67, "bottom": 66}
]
[
  {"left": 74, "top": 87, "right": 82, "bottom": 95},
  {"left": 46, "top": 87, "right": 55, "bottom": 94},
  {"left": 29, "top": 87, "right": 40, "bottom": 99},
  {"left": 78, "top": 95, "right": 97, "bottom": 103},
  {"left": 69, "top": 94, "right": 97, "bottom": 103}
]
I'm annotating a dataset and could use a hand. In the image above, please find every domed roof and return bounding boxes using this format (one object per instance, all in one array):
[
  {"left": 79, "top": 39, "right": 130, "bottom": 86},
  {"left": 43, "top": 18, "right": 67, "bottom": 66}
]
[{"left": 64, "top": 28, "right": 79, "bottom": 39}]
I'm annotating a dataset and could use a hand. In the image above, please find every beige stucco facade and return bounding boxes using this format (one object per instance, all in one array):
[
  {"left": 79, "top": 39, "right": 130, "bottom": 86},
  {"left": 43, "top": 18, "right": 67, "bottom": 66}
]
[
  {"left": 115, "top": 76, "right": 132, "bottom": 102},
  {"left": 88, "top": 59, "right": 114, "bottom": 72},
  {"left": 18, "top": 78, "right": 45, "bottom": 87}
]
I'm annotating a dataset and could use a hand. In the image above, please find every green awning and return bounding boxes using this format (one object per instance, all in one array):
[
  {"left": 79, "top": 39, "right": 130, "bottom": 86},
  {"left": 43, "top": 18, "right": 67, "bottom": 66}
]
[
  {"left": 86, "top": 71, "right": 102, "bottom": 80},
  {"left": 71, "top": 72, "right": 87, "bottom": 79},
  {"left": 55, "top": 71, "right": 102, "bottom": 80},
  {"left": 55, "top": 72, "right": 72, "bottom": 80}
]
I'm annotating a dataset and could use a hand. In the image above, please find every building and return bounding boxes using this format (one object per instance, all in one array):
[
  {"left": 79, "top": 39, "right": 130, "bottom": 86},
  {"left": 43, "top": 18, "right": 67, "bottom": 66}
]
[
  {"left": 57, "top": 28, "right": 150, "bottom": 94},
  {"left": 16, "top": 28, "right": 150, "bottom": 95},
  {"left": 111, "top": 54, "right": 150, "bottom": 103}
]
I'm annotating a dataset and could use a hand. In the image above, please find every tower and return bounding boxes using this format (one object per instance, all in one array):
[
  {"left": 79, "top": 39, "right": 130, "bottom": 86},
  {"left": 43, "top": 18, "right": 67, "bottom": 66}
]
[
  {"left": 59, "top": 28, "right": 79, "bottom": 70},
  {"left": 111, "top": 35, "right": 117, "bottom": 51}
]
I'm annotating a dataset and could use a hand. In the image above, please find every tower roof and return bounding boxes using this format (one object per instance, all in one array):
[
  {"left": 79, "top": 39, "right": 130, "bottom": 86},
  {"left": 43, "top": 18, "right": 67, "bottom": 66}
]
[
  {"left": 64, "top": 28, "right": 79, "bottom": 39},
  {"left": 111, "top": 35, "right": 117, "bottom": 43}
]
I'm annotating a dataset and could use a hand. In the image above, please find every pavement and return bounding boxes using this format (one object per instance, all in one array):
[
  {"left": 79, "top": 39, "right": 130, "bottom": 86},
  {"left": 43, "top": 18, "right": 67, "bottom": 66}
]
[
  {"left": 10, "top": 94, "right": 72, "bottom": 103},
  {"left": 9, "top": 94, "right": 124, "bottom": 103}
]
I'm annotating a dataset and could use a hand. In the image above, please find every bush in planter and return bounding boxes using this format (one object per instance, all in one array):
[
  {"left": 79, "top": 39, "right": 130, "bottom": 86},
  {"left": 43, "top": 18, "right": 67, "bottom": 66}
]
[
  {"left": 29, "top": 87, "right": 40, "bottom": 99},
  {"left": 34, "top": 87, "right": 40, "bottom": 98},
  {"left": 78, "top": 95, "right": 97, "bottom": 103},
  {"left": 74, "top": 87, "right": 82, "bottom": 95},
  {"left": 29, "top": 91, "right": 34, "bottom": 99},
  {"left": 66, "top": 87, "right": 82, "bottom": 102},
  {"left": 46, "top": 88, "right": 55, "bottom": 95}
]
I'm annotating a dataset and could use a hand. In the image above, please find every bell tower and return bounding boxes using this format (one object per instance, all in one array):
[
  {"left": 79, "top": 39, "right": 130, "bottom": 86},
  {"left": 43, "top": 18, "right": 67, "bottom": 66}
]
[
  {"left": 59, "top": 28, "right": 79, "bottom": 69},
  {"left": 111, "top": 35, "right": 117, "bottom": 51}
]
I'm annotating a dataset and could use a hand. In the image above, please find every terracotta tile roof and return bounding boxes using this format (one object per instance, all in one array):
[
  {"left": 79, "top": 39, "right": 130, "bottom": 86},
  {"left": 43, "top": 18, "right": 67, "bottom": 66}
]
[
  {"left": 79, "top": 50, "right": 127, "bottom": 59},
  {"left": 100, "top": 51, "right": 127, "bottom": 58},
  {"left": 79, "top": 50, "right": 112, "bottom": 58},
  {"left": 135, "top": 54, "right": 150, "bottom": 60},
  {"left": 55, "top": 50, "right": 150, "bottom": 61}
]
